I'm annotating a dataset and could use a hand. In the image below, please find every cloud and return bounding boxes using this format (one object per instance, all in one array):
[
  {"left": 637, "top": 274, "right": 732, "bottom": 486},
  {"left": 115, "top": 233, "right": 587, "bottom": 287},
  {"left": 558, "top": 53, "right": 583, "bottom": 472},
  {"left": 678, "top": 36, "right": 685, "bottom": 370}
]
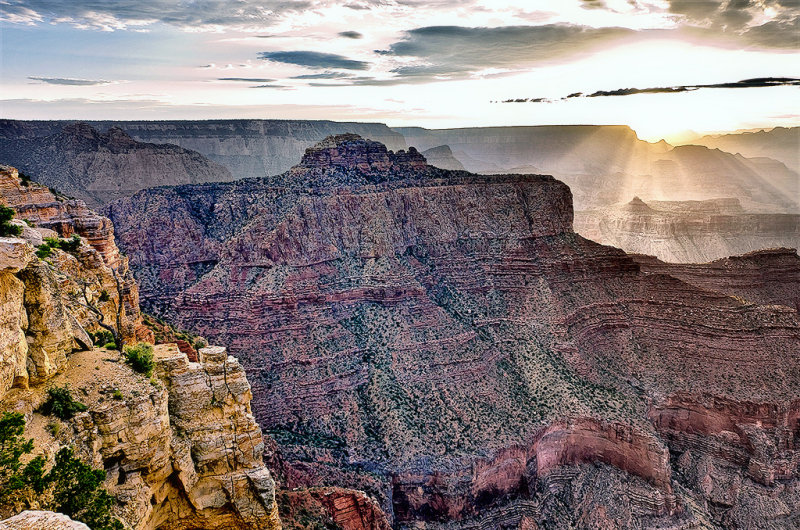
[
  {"left": 27, "top": 76, "right": 111, "bottom": 85},
  {"left": 338, "top": 30, "right": 363, "bottom": 39},
  {"left": 500, "top": 77, "right": 800, "bottom": 102},
  {"left": 0, "top": 0, "right": 316, "bottom": 30},
  {"left": 258, "top": 50, "right": 369, "bottom": 70},
  {"left": 375, "top": 25, "right": 634, "bottom": 82},
  {"left": 218, "top": 77, "right": 277, "bottom": 82},
  {"left": 291, "top": 71, "right": 356, "bottom": 79}
]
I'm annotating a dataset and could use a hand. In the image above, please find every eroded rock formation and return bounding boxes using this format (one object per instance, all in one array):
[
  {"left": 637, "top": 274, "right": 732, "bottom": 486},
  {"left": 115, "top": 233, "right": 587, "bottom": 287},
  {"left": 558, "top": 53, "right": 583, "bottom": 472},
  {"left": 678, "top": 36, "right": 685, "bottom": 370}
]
[
  {"left": 574, "top": 197, "right": 800, "bottom": 263},
  {"left": 109, "top": 135, "right": 800, "bottom": 528},
  {"left": 0, "top": 168, "right": 281, "bottom": 529},
  {"left": 0, "top": 123, "right": 231, "bottom": 207}
]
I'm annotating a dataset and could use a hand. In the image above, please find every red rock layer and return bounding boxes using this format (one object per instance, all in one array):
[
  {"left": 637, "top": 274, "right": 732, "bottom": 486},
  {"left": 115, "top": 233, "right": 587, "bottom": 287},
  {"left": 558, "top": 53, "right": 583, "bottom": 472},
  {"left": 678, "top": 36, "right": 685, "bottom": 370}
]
[{"left": 108, "top": 136, "right": 800, "bottom": 528}]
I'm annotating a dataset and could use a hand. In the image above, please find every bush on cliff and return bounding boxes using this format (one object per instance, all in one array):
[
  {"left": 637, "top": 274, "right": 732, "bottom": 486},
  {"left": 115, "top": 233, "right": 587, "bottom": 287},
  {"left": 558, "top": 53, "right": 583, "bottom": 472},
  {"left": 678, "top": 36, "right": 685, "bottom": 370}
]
[
  {"left": 0, "top": 412, "right": 123, "bottom": 529},
  {"left": 124, "top": 343, "right": 154, "bottom": 377},
  {"left": 0, "top": 205, "right": 22, "bottom": 237},
  {"left": 41, "top": 385, "right": 88, "bottom": 420}
]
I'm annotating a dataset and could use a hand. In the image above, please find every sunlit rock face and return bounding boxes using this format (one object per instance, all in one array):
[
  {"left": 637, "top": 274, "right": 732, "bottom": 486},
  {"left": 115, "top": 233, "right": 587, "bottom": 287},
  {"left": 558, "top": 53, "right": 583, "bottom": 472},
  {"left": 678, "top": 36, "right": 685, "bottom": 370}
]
[
  {"left": 110, "top": 135, "right": 800, "bottom": 529},
  {"left": 574, "top": 197, "right": 800, "bottom": 263},
  {"left": 395, "top": 125, "right": 799, "bottom": 213},
  {"left": 692, "top": 126, "right": 800, "bottom": 174}
]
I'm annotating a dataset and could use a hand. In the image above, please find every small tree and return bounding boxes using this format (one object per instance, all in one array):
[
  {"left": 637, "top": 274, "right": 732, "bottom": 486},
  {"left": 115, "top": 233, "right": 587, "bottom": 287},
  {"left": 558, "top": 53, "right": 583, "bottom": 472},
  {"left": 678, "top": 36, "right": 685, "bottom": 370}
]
[
  {"left": 80, "top": 268, "right": 127, "bottom": 351},
  {"left": 0, "top": 412, "right": 123, "bottom": 529},
  {"left": 0, "top": 205, "right": 22, "bottom": 237}
]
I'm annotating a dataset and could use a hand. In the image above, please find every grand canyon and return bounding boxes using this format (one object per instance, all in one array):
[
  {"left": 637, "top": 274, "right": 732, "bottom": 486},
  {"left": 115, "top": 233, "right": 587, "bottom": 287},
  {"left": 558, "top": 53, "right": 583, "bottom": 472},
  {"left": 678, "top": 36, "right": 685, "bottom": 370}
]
[{"left": 1, "top": 1, "right": 799, "bottom": 529}]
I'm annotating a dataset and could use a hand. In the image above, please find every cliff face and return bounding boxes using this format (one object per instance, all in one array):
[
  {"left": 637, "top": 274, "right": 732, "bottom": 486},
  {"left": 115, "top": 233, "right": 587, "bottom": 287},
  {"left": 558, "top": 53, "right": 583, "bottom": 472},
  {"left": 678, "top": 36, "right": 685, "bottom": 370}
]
[
  {"left": 395, "top": 126, "right": 798, "bottom": 213},
  {"left": 0, "top": 165, "right": 148, "bottom": 344},
  {"left": 110, "top": 135, "right": 800, "bottom": 529},
  {"left": 692, "top": 126, "right": 800, "bottom": 173},
  {"left": 0, "top": 119, "right": 406, "bottom": 183},
  {"left": 0, "top": 123, "right": 232, "bottom": 208},
  {"left": 0, "top": 168, "right": 281, "bottom": 530},
  {"left": 574, "top": 197, "right": 800, "bottom": 263}
]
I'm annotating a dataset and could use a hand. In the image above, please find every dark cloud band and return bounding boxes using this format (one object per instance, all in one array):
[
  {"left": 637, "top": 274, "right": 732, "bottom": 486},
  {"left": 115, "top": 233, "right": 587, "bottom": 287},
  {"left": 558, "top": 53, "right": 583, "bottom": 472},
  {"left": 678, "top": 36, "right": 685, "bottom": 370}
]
[
  {"left": 500, "top": 77, "right": 800, "bottom": 103},
  {"left": 259, "top": 50, "right": 369, "bottom": 70},
  {"left": 27, "top": 76, "right": 111, "bottom": 85}
]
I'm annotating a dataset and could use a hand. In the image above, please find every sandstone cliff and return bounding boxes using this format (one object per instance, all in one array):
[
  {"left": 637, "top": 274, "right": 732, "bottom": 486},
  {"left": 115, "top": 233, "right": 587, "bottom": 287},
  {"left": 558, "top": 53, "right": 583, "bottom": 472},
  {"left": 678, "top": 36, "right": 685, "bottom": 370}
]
[
  {"left": 574, "top": 197, "right": 800, "bottom": 263},
  {"left": 0, "top": 167, "right": 281, "bottom": 530},
  {"left": 110, "top": 135, "right": 800, "bottom": 529},
  {"left": 0, "top": 123, "right": 232, "bottom": 208}
]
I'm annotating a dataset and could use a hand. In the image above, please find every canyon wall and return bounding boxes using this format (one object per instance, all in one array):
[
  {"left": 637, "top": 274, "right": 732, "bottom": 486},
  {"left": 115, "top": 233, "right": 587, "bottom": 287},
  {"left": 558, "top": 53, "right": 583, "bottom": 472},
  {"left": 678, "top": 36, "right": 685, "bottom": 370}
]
[
  {"left": 0, "top": 119, "right": 406, "bottom": 184},
  {"left": 110, "top": 135, "right": 800, "bottom": 529},
  {"left": 691, "top": 126, "right": 799, "bottom": 173},
  {"left": 0, "top": 167, "right": 281, "bottom": 530},
  {"left": 574, "top": 197, "right": 800, "bottom": 263},
  {"left": 0, "top": 123, "right": 232, "bottom": 208}
]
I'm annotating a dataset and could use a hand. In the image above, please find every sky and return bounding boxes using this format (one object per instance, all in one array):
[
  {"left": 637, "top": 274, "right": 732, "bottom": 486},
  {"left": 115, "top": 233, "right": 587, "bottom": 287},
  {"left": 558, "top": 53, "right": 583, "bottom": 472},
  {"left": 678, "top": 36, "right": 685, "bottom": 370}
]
[{"left": 0, "top": 0, "right": 798, "bottom": 143}]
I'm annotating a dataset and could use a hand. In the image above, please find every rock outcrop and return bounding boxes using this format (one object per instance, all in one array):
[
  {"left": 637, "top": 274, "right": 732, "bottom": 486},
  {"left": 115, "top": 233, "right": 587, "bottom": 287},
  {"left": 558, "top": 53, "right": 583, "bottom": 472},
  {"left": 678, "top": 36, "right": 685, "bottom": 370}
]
[
  {"left": 0, "top": 123, "right": 232, "bottom": 207},
  {"left": 0, "top": 510, "right": 90, "bottom": 530},
  {"left": 421, "top": 145, "right": 465, "bottom": 171},
  {"left": 574, "top": 197, "right": 800, "bottom": 263},
  {"left": 109, "top": 135, "right": 800, "bottom": 528},
  {"left": 0, "top": 165, "right": 148, "bottom": 344},
  {"left": 0, "top": 167, "right": 281, "bottom": 530}
]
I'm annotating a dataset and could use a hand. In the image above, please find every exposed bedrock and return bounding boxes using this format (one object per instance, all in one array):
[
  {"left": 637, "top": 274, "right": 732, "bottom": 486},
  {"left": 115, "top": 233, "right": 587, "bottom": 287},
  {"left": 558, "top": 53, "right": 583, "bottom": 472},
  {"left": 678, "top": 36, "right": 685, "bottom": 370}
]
[
  {"left": 0, "top": 123, "right": 232, "bottom": 208},
  {"left": 575, "top": 197, "right": 800, "bottom": 263},
  {"left": 109, "top": 135, "right": 800, "bottom": 528}
]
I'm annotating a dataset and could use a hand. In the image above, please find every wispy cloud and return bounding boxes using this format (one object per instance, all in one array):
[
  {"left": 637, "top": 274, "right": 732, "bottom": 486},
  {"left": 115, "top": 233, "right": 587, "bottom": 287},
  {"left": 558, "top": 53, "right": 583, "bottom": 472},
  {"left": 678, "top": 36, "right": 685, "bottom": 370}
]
[
  {"left": 500, "top": 77, "right": 800, "bottom": 102},
  {"left": 218, "top": 77, "right": 277, "bottom": 82},
  {"left": 338, "top": 30, "right": 363, "bottom": 39},
  {"left": 27, "top": 76, "right": 112, "bottom": 86},
  {"left": 258, "top": 50, "right": 369, "bottom": 70}
]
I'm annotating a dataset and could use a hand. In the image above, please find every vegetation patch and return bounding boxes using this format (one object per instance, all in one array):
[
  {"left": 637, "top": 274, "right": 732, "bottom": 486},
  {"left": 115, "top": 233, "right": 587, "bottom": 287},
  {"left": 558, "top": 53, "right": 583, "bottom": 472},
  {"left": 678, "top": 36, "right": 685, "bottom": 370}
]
[
  {"left": 124, "top": 343, "right": 154, "bottom": 377},
  {"left": 41, "top": 385, "right": 88, "bottom": 420},
  {"left": 0, "top": 205, "right": 22, "bottom": 238},
  {"left": 0, "top": 412, "right": 123, "bottom": 529}
]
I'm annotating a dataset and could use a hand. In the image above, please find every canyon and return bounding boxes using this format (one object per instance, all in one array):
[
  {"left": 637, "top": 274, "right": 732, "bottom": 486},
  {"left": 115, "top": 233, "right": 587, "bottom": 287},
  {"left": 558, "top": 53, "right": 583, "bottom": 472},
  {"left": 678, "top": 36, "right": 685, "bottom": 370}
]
[
  {"left": 3, "top": 120, "right": 796, "bottom": 265},
  {"left": 107, "top": 135, "right": 800, "bottom": 528}
]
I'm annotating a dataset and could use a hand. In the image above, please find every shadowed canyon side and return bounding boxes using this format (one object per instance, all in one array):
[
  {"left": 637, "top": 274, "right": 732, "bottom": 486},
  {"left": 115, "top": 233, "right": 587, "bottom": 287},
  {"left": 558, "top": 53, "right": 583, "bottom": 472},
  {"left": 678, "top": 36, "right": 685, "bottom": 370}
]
[
  {"left": 109, "top": 135, "right": 800, "bottom": 529},
  {"left": 0, "top": 122, "right": 232, "bottom": 208},
  {"left": 0, "top": 166, "right": 281, "bottom": 529},
  {"left": 0, "top": 119, "right": 406, "bottom": 183}
]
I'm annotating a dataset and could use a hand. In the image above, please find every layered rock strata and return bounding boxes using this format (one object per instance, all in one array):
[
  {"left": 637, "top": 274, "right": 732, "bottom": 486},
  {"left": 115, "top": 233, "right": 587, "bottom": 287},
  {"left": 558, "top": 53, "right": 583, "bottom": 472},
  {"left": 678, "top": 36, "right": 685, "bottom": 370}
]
[
  {"left": 110, "top": 135, "right": 800, "bottom": 528},
  {"left": 0, "top": 169, "right": 281, "bottom": 529},
  {"left": 574, "top": 197, "right": 800, "bottom": 263},
  {"left": 0, "top": 123, "right": 231, "bottom": 207}
]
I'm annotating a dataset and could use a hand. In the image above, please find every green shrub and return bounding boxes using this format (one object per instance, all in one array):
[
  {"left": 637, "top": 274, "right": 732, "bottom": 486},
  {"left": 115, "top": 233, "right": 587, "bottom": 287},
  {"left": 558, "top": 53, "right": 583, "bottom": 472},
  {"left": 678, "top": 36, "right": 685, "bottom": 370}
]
[
  {"left": 18, "top": 172, "right": 31, "bottom": 186},
  {"left": 112, "top": 390, "right": 123, "bottom": 401},
  {"left": 98, "top": 290, "right": 110, "bottom": 303},
  {"left": 0, "top": 413, "right": 123, "bottom": 530},
  {"left": 36, "top": 235, "right": 82, "bottom": 259},
  {"left": 103, "top": 342, "right": 117, "bottom": 350},
  {"left": 41, "top": 385, "right": 88, "bottom": 420},
  {"left": 46, "top": 421, "right": 60, "bottom": 438},
  {"left": 90, "top": 330, "right": 114, "bottom": 346},
  {"left": 124, "top": 343, "right": 154, "bottom": 377},
  {"left": 0, "top": 206, "right": 21, "bottom": 238},
  {"left": 35, "top": 243, "right": 53, "bottom": 259}
]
